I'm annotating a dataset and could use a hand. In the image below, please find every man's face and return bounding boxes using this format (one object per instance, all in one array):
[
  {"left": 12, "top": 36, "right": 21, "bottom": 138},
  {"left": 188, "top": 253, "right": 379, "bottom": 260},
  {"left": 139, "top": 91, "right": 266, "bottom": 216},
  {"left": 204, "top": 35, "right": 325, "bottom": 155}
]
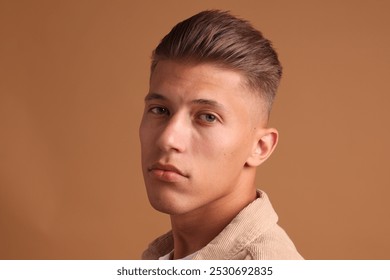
[{"left": 139, "top": 60, "right": 263, "bottom": 216}]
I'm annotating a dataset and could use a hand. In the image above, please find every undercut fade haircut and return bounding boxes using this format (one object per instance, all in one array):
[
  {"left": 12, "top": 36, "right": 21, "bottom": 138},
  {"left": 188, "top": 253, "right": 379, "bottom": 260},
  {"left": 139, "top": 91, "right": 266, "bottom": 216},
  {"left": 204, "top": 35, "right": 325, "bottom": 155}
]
[{"left": 151, "top": 10, "right": 283, "bottom": 114}]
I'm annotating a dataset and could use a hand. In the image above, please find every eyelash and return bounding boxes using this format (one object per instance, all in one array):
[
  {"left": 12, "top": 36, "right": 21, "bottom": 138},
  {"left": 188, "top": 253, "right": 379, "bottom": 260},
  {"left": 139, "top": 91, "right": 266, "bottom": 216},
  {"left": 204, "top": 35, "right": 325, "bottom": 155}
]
[{"left": 148, "top": 106, "right": 219, "bottom": 124}]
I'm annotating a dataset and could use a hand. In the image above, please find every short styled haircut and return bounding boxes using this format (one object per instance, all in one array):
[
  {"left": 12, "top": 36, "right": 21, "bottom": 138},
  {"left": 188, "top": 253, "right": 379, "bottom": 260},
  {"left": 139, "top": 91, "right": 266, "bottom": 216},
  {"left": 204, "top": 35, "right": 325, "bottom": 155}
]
[{"left": 151, "top": 10, "right": 282, "bottom": 114}]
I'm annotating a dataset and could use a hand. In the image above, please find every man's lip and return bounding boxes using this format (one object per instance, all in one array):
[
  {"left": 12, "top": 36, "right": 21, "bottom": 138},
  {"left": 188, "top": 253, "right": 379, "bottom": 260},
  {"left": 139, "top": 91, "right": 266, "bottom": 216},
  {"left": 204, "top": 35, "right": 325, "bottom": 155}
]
[{"left": 148, "top": 163, "right": 188, "bottom": 177}]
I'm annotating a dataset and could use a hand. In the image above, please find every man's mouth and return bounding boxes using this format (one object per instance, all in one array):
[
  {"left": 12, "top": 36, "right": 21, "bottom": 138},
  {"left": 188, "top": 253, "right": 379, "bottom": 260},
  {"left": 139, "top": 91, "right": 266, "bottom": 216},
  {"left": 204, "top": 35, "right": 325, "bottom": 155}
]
[{"left": 148, "top": 163, "right": 189, "bottom": 182}]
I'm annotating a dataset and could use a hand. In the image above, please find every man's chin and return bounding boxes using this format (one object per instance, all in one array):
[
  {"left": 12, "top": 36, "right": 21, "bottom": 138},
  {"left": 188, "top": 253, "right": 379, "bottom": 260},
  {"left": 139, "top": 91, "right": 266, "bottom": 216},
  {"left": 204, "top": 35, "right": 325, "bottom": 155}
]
[{"left": 148, "top": 196, "right": 194, "bottom": 216}]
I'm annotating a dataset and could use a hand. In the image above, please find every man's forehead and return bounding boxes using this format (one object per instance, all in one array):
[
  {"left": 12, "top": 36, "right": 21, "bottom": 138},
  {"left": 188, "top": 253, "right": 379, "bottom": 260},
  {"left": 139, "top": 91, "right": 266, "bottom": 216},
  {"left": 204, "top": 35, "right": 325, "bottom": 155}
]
[{"left": 151, "top": 60, "right": 246, "bottom": 87}]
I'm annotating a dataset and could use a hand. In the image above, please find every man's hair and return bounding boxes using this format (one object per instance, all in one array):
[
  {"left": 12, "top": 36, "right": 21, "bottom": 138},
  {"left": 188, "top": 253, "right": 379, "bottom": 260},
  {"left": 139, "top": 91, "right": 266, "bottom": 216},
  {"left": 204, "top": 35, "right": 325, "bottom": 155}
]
[{"left": 151, "top": 10, "right": 282, "bottom": 113}]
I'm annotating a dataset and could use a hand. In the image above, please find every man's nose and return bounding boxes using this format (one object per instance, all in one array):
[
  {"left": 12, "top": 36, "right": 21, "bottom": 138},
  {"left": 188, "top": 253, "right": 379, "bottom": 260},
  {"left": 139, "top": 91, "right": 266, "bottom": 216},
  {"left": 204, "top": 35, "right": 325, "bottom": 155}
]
[{"left": 156, "top": 113, "right": 188, "bottom": 153}]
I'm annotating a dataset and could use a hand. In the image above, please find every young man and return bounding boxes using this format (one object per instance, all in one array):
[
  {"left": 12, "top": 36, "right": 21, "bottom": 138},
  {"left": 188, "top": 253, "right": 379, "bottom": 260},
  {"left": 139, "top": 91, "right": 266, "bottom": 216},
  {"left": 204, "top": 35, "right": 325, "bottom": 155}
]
[{"left": 139, "top": 10, "right": 303, "bottom": 260}]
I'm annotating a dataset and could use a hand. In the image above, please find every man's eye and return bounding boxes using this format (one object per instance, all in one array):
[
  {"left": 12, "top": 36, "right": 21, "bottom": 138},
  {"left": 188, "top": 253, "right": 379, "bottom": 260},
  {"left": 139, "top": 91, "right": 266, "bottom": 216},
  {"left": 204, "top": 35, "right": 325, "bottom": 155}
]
[
  {"left": 149, "top": 107, "right": 169, "bottom": 115},
  {"left": 198, "top": 113, "right": 217, "bottom": 123}
]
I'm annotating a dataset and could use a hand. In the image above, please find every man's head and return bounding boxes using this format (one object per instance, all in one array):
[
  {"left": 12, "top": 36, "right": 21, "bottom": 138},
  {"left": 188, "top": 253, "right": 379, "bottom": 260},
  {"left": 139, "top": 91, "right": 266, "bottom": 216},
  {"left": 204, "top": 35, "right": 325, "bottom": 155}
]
[
  {"left": 151, "top": 10, "right": 282, "bottom": 116},
  {"left": 140, "top": 10, "right": 281, "bottom": 216}
]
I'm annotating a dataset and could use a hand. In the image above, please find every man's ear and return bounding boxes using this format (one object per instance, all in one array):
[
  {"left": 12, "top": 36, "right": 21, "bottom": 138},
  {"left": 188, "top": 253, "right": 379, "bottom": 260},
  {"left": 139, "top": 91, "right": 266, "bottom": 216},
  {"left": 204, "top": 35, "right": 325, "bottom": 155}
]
[{"left": 246, "top": 128, "right": 279, "bottom": 167}]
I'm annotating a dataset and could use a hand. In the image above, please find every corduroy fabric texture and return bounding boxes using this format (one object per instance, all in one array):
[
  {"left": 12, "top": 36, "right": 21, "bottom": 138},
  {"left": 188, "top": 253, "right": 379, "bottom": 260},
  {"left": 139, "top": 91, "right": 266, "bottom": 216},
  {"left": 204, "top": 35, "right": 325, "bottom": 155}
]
[{"left": 142, "top": 190, "right": 303, "bottom": 260}]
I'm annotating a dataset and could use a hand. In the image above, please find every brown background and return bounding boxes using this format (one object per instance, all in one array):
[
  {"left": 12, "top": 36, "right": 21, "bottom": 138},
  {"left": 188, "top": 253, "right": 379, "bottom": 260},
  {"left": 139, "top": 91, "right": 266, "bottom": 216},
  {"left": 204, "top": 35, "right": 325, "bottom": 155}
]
[{"left": 1, "top": 0, "right": 389, "bottom": 259}]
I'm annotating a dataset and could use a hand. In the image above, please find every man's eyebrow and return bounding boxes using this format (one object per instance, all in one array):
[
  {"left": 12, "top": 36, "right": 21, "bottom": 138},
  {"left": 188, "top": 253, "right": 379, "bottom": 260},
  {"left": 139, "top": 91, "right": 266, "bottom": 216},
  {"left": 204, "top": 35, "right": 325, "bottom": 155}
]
[
  {"left": 144, "top": 93, "right": 166, "bottom": 102},
  {"left": 192, "top": 99, "right": 225, "bottom": 110},
  {"left": 145, "top": 94, "right": 225, "bottom": 110}
]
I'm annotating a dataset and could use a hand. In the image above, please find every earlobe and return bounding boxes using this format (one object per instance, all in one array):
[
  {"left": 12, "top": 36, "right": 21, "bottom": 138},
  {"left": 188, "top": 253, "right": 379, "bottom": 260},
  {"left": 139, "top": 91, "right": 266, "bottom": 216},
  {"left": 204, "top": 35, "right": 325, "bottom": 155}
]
[{"left": 246, "top": 128, "right": 278, "bottom": 167}]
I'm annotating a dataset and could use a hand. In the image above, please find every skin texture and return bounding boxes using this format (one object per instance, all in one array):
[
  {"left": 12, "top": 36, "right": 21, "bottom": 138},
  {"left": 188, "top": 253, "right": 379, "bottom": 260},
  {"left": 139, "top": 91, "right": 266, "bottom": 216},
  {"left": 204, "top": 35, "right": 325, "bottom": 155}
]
[{"left": 139, "top": 60, "right": 278, "bottom": 259}]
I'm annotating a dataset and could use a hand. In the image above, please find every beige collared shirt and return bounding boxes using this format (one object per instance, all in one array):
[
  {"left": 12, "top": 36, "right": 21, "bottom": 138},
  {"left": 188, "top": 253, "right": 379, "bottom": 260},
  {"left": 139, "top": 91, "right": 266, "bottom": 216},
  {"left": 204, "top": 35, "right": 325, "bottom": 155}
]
[{"left": 142, "top": 190, "right": 303, "bottom": 260}]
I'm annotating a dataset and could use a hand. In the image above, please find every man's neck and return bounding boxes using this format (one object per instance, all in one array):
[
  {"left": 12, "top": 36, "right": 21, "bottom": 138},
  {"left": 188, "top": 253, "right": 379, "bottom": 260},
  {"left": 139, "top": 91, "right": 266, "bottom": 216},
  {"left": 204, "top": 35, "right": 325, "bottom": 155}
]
[{"left": 169, "top": 187, "right": 257, "bottom": 259}]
